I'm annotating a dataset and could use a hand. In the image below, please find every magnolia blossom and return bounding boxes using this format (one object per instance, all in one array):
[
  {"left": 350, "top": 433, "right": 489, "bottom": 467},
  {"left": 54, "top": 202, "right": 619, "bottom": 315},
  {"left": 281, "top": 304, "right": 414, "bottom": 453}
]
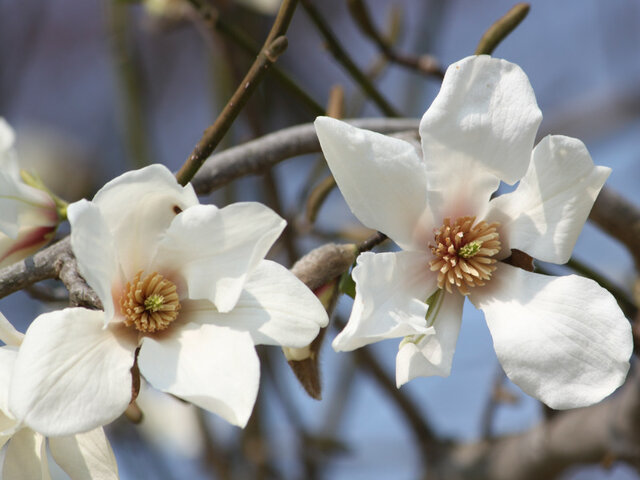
[
  {"left": 9, "top": 164, "right": 328, "bottom": 436},
  {"left": 0, "top": 118, "right": 59, "bottom": 268},
  {"left": 315, "top": 55, "right": 632, "bottom": 409},
  {"left": 0, "top": 313, "right": 118, "bottom": 479}
]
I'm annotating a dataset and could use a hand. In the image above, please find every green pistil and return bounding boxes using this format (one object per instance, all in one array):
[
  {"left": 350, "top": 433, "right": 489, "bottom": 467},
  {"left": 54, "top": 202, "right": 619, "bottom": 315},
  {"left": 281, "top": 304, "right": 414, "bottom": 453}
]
[
  {"left": 399, "top": 289, "right": 445, "bottom": 348},
  {"left": 459, "top": 241, "right": 481, "bottom": 258},
  {"left": 144, "top": 294, "right": 165, "bottom": 312}
]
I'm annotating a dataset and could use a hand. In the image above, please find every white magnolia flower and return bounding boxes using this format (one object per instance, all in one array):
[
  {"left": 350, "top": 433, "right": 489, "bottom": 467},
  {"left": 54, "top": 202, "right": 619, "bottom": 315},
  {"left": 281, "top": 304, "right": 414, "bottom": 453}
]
[
  {"left": 0, "top": 313, "right": 118, "bottom": 479},
  {"left": 0, "top": 118, "right": 59, "bottom": 268},
  {"left": 315, "top": 55, "right": 632, "bottom": 409},
  {"left": 9, "top": 164, "right": 328, "bottom": 436}
]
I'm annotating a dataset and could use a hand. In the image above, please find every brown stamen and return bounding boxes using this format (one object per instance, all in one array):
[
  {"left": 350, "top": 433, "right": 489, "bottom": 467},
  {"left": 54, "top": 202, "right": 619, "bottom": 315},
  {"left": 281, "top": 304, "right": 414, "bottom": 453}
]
[
  {"left": 429, "top": 216, "right": 501, "bottom": 295},
  {"left": 120, "top": 271, "right": 181, "bottom": 333}
]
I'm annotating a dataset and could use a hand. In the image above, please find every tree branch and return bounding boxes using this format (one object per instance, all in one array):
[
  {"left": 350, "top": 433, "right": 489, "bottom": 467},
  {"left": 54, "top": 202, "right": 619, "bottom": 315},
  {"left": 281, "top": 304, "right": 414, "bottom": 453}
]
[
  {"left": 300, "top": 0, "right": 401, "bottom": 117},
  {"left": 0, "top": 237, "right": 101, "bottom": 308},
  {"left": 346, "top": 0, "right": 444, "bottom": 79},
  {"left": 589, "top": 186, "right": 640, "bottom": 269},
  {"left": 176, "top": 0, "right": 300, "bottom": 185}
]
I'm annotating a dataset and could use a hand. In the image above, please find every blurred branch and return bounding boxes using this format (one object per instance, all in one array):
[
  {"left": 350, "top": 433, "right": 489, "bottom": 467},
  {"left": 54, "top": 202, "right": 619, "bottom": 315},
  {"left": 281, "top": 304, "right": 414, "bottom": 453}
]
[
  {"left": 188, "top": 0, "right": 325, "bottom": 116},
  {"left": 589, "top": 186, "right": 640, "bottom": 269},
  {"left": 333, "top": 318, "right": 439, "bottom": 461},
  {"left": 176, "top": 0, "right": 298, "bottom": 185},
  {"left": 479, "top": 367, "right": 509, "bottom": 439},
  {"left": 434, "top": 365, "right": 640, "bottom": 480},
  {"left": 300, "top": 0, "right": 401, "bottom": 117},
  {"left": 191, "top": 117, "right": 419, "bottom": 193},
  {"left": 474, "top": 3, "right": 530, "bottom": 55},
  {"left": 107, "top": 1, "right": 152, "bottom": 168},
  {"left": 346, "top": 0, "right": 444, "bottom": 79}
]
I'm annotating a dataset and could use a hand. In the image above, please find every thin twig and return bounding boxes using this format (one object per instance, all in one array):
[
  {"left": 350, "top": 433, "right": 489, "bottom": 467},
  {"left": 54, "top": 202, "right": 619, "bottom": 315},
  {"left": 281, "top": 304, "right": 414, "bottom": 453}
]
[
  {"left": 300, "top": 0, "right": 401, "bottom": 117},
  {"left": 357, "top": 231, "right": 388, "bottom": 253},
  {"left": 177, "top": 0, "right": 298, "bottom": 185},
  {"left": 189, "top": 0, "right": 325, "bottom": 116},
  {"left": 333, "top": 317, "right": 438, "bottom": 460},
  {"left": 474, "top": 3, "right": 531, "bottom": 55},
  {"left": 346, "top": 0, "right": 444, "bottom": 79}
]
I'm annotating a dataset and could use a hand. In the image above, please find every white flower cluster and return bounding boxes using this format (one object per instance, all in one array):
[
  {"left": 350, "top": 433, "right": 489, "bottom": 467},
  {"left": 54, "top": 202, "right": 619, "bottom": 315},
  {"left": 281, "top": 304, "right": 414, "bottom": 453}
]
[{"left": 0, "top": 55, "right": 632, "bottom": 477}]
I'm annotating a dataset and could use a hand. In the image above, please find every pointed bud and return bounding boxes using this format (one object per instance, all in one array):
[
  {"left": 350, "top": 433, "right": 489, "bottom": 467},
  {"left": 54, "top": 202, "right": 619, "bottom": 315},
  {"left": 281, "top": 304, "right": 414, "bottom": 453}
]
[{"left": 284, "top": 243, "right": 357, "bottom": 399}]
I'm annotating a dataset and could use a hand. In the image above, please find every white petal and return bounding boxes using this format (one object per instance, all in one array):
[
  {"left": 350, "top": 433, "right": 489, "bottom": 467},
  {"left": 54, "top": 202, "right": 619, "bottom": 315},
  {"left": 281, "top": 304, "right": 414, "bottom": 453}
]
[
  {"left": 0, "top": 120, "right": 20, "bottom": 238},
  {"left": 0, "top": 118, "right": 16, "bottom": 157},
  {"left": 153, "top": 203, "right": 285, "bottom": 313},
  {"left": 183, "top": 260, "right": 328, "bottom": 347},
  {"left": 315, "top": 117, "right": 430, "bottom": 250},
  {"left": 68, "top": 200, "right": 120, "bottom": 324},
  {"left": 9, "top": 308, "right": 138, "bottom": 436},
  {"left": 49, "top": 428, "right": 119, "bottom": 480},
  {"left": 471, "top": 263, "right": 632, "bottom": 409},
  {"left": 485, "top": 135, "right": 610, "bottom": 263},
  {"left": 0, "top": 346, "right": 18, "bottom": 418},
  {"left": 332, "top": 251, "right": 437, "bottom": 351},
  {"left": 139, "top": 323, "right": 259, "bottom": 428},
  {"left": 2, "top": 429, "right": 51, "bottom": 480},
  {"left": 420, "top": 56, "right": 542, "bottom": 219},
  {"left": 0, "top": 312, "right": 23, "bottom": 346},
  {"left": 92, "top": 164, "right": 199, "bottom": 277},
  {"left": 396, "top": 291, "right": 464, "bottom": 386}
]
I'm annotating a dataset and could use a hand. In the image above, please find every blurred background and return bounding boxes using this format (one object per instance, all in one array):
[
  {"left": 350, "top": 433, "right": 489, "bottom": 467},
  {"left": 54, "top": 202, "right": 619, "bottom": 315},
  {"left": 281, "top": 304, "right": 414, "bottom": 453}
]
[{"left": 1, "top": 0, "right": 640, "bottom": 478}]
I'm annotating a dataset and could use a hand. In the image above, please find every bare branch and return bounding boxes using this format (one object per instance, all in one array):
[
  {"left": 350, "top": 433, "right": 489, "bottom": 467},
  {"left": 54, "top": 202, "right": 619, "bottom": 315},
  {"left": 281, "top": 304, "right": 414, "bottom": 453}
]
[
  {"left": 176, "top": 0, "right": 300, "bottom": 185},
  {"left": 0, "top": 237, "right": 100, "bottom": 308},
  {"left": 589, "top": 186, "right": 640, "bottom": 269}
]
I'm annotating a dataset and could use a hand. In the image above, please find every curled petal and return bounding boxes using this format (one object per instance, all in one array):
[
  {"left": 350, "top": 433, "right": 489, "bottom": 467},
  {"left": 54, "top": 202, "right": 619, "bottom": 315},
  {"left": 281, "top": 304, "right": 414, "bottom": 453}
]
[
  {"left": 139, "top": 323, "right": 259, "bottom": 427},
  {"left": 315, "top": 117, "right": 431, "bottom": 251},
  {"left": 332, "top": 251, "right": 437, "bottom": 351},
  {"left": 154, "top": 203, "right": 285, "bottom": 313},
  {"left": 396, "top": 291, "right": 464, "bottom": 386},
  {"left": 9, "top": 308, "right": 138, "bottom": 436},
  {"left": 183, "top": 260, "right": 328, "bottom": 347},
  {"left": 420, "top": 55, "right": 542, "bottom": 219},
  {"left": 471, "top": 263, "right": 632, "bottom": 409},
  {"left": 486, "top": 135, "right": 610, "bottom": 263}
]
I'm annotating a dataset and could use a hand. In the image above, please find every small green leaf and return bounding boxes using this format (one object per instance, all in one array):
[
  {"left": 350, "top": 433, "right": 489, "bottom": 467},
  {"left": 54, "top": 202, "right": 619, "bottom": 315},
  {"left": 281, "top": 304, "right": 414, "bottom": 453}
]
[{"left": 338, "top": 269, "right": 356, "bottom": 299}]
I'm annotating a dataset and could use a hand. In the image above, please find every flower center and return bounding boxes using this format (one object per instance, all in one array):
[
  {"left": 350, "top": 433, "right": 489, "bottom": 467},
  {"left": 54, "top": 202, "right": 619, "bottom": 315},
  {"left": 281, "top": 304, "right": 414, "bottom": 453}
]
[
  {"left": 429, "top": 216, "right": 501, "bottom": 296},
  {"left": 120, "top": 271, "right": 181, "bottom": 333}
]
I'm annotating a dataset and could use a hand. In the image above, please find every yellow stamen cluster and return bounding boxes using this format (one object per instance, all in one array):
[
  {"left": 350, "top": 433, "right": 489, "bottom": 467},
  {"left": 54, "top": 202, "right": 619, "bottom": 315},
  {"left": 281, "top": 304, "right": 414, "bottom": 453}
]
[
  {"left": 120, "top": 271, "right": 181, "bottom": 333},
  {"left": 429, "top": 216, "right": 501, "bottom": 295}
]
